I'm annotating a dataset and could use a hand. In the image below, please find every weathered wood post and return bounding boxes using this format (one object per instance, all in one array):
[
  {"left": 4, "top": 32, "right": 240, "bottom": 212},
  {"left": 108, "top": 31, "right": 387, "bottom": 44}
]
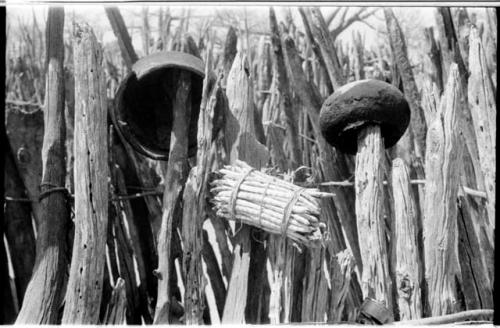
[
  {"left": 221, "top": 51, "right": 270, "bottom": 324},
  {"left": 15, "top": 7, "right": 68, "bottom": 324},
  {"left": 154, "top": 70, "right": 192, "bottom": 324},
  {"left": 468, "top": 27, "right": 496, "bottom": 233},
  {"left": 180, "top": 48, "right": 217, "bottom": 325},
  {"left": 320, "top": 80, "right": 412, "bottom": 321},
  {"left": 62, "top": 24, "right": 108, "bottom": 324},
  {"left": 423, "top": 64, "right": 463, "bottom": 316},
  {"left": 391, "top": 158, "right": 422, "bottom": 320}
]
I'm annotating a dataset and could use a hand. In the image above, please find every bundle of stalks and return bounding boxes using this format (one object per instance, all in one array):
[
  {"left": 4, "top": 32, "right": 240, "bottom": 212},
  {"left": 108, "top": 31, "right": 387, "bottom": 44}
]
[{"left": 210, "top": 160, "right": 329, "bottom": 248}]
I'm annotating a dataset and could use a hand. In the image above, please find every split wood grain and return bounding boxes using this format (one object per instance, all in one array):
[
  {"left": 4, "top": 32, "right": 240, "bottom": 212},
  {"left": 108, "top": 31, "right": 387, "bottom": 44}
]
[
  {"left": 62, "top": 23, "right": 108, "bottom": 324},
  {"left": 180, "top": 59, "right": 219, "bottom": 324},
  {"left": 355, "top": 125, "right": 393, "bottom": 317},
  {"left": 391, "top": 158, "right": 422, "bottom": 320},
  {"left": 423, "top": 64, "right": 463, "bottom": 316},
  {"left": 16, "top": 8, "right": 68, "bottom": 324}
]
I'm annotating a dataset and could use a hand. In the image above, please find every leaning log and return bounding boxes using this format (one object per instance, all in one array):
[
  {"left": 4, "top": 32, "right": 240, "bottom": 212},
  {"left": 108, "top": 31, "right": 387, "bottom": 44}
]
[
  {"left": 62, "top": 24, "right": 108, "bottom": 324},
  {"left": 105, "top": 7, "right": 138, "bottom": 70},
  {"left": 15, "top": 8, "right": 68, "bottom": 324}
]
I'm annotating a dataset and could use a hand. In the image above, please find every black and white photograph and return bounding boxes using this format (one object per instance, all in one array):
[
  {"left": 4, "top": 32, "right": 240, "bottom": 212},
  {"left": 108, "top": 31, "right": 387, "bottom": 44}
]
[{"left": 1, "top": 2, "right": 497, "bottom": 325}]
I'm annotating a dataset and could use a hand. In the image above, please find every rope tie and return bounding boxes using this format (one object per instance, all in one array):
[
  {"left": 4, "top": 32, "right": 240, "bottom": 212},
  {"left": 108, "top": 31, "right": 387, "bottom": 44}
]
[
  {"left": 230, "top": 168, "right": 255, "bottom": 235},
  {"left": 38, "top": 183, "right": 71, "bottom": 202}
]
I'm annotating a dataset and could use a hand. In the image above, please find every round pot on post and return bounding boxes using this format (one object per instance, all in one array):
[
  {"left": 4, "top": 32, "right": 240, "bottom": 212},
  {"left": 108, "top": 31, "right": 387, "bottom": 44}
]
[
  {"left": 111, "top": 51, "right": 205, "bottom": 160},
  {"left": 319, "top": 79, "right": 411, "bottom": 322}
]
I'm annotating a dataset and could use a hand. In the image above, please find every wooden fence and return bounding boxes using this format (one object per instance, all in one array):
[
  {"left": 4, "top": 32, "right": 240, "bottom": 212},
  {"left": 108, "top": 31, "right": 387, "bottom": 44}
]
[{"left": 2, "top": 6, "right": 496, "bottom": 325}]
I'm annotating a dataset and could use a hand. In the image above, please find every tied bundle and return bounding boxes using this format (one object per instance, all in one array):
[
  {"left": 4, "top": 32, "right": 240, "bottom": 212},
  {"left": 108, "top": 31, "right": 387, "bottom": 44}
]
[{"left": 210, "top": 160, "right": 329, "bottom": 248}]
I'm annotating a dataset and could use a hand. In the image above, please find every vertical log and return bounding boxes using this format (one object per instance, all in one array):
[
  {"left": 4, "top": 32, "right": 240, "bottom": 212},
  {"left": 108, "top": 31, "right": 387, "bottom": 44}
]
[
  {"left": 221, "top": 52, "right": 270, "bottom": 324},
  {"left": 3, "top": 144, "right": 36, "bottom": 305},
  {"left": 62, "top": 24, "right": 108, "bottom": 324},
  {"left": 423, "top": 64, "right": 463, "bottom": 316},
  {"left": 456, "top": 188, "right": 493, "bottom": 310},
  {"left": 467, "top": 27, "right": 496, "bottom": 232},
  {"left": 391, "top": 158, "right": 423, "bottom": 320},
  {"left": 181, "top": 170, "right": 205, "bottom": 324},
  {"left": 105, "top": 7, "right": 139, "bottom": 70},
  {"left": 154, "top": 70, "right": 192, "bottom": 324},
  {"left": 16, "top": 8, "right": 68, "bottom": 324},
  {"left": 355, "top": 125, "right": 393, "bottom": 316}
]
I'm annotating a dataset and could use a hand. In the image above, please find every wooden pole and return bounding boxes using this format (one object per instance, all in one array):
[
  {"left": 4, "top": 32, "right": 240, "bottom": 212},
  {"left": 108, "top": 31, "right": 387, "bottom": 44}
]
[
  {"left": 468, "top": 27, "right": 496, "bottom": 233},
  {"left": 62, "top": 23, "right": 108, "bottom": 324},
  {"left": 154, "top": 70, "right": 192, "bottom": 324},
  {"left": 15, "top": 8, "right": 68, "bottom": 324},
  {"left": 105, "top": 7, "right": 138, "bottom": 70},
  {"left": 303, "top": 8, "right": 345, "bottom": 89},
  {"left": 391, "top": 158, "right": 422, "bottom": 320},
  {"left": 384, "top": 8, "right": 427, "bottom": 160},
  {"left": 221, "top": 51, "right": 270, "bottom": 324},
  {"left": 355, "top": 125, "right": 393, "bottom": 318},
  {"left": 269, "top": 9, "right": 301, "bottom": 169},
  {"left": 180, "top": 53, "right": 220, "bottom": 324},
  {"left": 423, "top": 64, "right": 463, "bottom": 316}
]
